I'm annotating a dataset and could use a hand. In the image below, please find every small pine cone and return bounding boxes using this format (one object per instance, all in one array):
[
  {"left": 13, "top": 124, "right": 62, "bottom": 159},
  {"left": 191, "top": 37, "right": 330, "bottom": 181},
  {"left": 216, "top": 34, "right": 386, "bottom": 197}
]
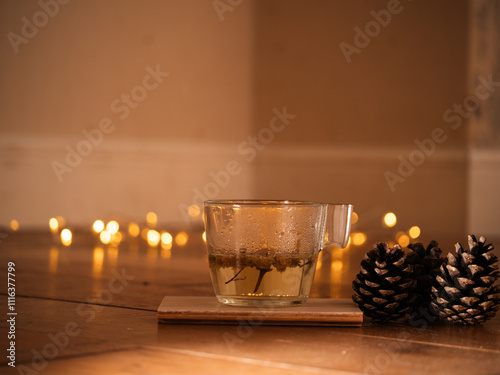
[
  {"left": 352, "top": 242, "right": 416, "bottom": 321},
  {"left": 406, "top": 241, "right": 444, "bottom": 321},
  {"left": 431, "top": 235, "right": 500, "bottom": 325}
]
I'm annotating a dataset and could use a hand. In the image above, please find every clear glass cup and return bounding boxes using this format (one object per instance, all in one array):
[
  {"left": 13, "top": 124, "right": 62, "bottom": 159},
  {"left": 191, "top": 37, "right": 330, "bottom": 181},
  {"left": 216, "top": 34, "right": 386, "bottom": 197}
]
[{"left": 203, "top": 200, "right": 353, "bottom": 307}]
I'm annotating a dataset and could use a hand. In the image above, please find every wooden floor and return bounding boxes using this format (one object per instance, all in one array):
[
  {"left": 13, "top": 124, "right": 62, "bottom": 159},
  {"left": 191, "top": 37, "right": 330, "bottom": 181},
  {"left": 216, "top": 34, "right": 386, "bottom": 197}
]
[{"left": 0, "top": 229, "right": 499, "bottom": 374}]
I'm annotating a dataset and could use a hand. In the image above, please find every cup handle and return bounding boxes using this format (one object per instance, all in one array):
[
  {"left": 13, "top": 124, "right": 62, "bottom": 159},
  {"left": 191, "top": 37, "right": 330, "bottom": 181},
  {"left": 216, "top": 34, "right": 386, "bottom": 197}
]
[{"left": 324, "top": 204, "right": 353, "bottom": 248}]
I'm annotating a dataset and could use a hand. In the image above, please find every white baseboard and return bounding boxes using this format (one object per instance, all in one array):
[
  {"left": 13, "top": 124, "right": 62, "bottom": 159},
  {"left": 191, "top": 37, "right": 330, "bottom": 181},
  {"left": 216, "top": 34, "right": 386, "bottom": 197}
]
[
  {"left": 255, "top": 146, "right": 468, "bottom": 239},
  {"left": 468, "top": 149, "right": 500, "bottom": 237},
  {"left": 1, "top": 135, "right": 479, "bottom": 239},
  {"left": 0, "top": 135, "right": 254, "bottom": 228}
]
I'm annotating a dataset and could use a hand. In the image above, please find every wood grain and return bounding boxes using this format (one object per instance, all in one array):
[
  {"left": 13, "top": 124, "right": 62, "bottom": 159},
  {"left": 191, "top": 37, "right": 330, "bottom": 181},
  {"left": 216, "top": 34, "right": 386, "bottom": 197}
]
[
  {"left": 0, "top": 231, "right": 499, "bottom": 375},
  {"left": 157, "top": 296, "right": 363, "bottom": 326},
  {"left": 41, "top": 347, "right": 338, "bottom": 375}
]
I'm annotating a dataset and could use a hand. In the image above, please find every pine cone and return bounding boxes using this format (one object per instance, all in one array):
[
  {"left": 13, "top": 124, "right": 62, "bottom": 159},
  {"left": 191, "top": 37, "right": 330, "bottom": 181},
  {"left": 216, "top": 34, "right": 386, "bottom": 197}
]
[
  {"left": 406, "top": 241, "right": 444, "bottom": 321},
  {"left": 352, "top": 242, "right": 416, "bottom": 321},
  {"left": 431, "top": 235, "right": 500, "bottom": 325}
]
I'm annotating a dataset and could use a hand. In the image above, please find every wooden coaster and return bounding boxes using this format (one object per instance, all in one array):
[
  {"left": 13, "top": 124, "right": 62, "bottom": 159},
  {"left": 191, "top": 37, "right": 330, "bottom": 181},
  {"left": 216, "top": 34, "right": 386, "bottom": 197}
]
[{"left": 157, "top": 296, "right": 363, "bottom": 326}]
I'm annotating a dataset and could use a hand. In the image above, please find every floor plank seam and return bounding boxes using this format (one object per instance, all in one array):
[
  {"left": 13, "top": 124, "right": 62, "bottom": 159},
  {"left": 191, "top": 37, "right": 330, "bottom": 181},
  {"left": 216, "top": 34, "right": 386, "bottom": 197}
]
[
  {"left": 11, "top": 345, "right": 143, "bottom": 367},
  {"left": 5, "top": 294, "right": 157, "bottom": 312},
  {"left": 343, "top": 331, "right": 500, "bottom": 353},
  {"left": 142, "top": 345, "right": 361, "bottom": 375}
]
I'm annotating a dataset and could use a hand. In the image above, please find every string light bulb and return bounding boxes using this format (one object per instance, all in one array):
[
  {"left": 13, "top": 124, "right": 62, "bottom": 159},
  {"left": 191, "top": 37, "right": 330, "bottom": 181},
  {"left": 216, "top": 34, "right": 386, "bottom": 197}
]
[
  {"left": 397, "top": 233, "right": 410, "bottom": 247},
  {"left": 175, "top": 231, "right": 189, "bottom": 246},
  {"left": 351, "top": 212, "right": 359, "bottom": 224},
  {"left": 106, "top": 221, "right": 119, "bottom": 235},
  {"left": 161, "top": 232, "right": 173, "bottom": 246},
  {"left": 56, "top": 216, "right": 66, "bottom": 228},
  {"left": 128, "top": 222, "right": 140, "bottom": 237},
  {"left": 146, "top": 212, "right": 158, "bottom": 227},
  {"left": 409, "top": 226, "right": 421, "bottom": 239},
  {"left": 188, "top": 205, "right": 201, "bottom": 218},
  {"left": 92, "top": 220, "right": 105, "bottom": 233},
  {"left": 10, "top": 220, "right": 19, "bottom": 231},
  {"left": 383, "top": 212, "right": 397, "bottom": 227},
  {"left": 49, "top": 218, "right": 59, "bottom": 233},
  {"left": 100, "top": 230, "right": 111, "bottom": 245},
  {"left": 351, "top": 232, "right": 367, "bottom": 246},
  {"left": 111, "top": 231, "right": 122, "bottom": 245},
  {"left": 60, "top": 229, "right": 72, "bottom": 246},
  {"left": 147, "top": 229, "right": 160, "bottom": 247}
]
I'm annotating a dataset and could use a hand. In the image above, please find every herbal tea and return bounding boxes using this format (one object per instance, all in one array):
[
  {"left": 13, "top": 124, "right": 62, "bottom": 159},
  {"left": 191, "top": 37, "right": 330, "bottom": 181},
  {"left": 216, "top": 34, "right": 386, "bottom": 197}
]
[
  {"left": 204, "top": 200, "right": 352, "bottom": 306},
  {"left": 208, "top": 248, "right": 318, "bottom": 306}
]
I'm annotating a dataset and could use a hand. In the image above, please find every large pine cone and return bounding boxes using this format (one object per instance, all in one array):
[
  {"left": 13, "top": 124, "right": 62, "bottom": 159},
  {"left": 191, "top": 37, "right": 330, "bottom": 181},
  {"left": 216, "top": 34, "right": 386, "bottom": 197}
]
[
  {"left": 431, "top": 235, "right": 500, "bottom": 325},
  {"left": 352, "top": 242, "right": 416, "bottom": 321},
  {"left": 406, "top": 241, "right": 444, "bottom": 320}
]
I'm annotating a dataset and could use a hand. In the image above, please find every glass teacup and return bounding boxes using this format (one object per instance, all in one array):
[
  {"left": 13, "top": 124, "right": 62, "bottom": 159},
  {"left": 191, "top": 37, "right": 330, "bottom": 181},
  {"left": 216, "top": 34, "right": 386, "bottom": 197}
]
[{"left": 204, "top": 200, "right": 352, "bottom": 307}]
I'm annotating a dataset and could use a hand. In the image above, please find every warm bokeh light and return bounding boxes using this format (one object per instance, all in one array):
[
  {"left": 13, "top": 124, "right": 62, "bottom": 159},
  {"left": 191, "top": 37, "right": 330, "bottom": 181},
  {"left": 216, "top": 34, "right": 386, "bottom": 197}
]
[
  {"left": 409, "top": 226, "right": 421, "bottom": 239},
  {"left": 100, "top": 230, "right": 111, "bottom": 245},
  {"left": 331, "top": 260, "right": 343, "bottom": 273},
  {"left": 398, "top": 234, "right": 410, "bottom": 248},
  {"left": 202, "top": 231, "right": 206, "bottom": 243},
  {"left": 161, "top": 232, "right": 173, "bottom": 246},
  {"left": 60, "top": 228, "right": 72, "bottom": 246},
  {"left": 56, "top": 216, "right": 66, "bottom": 228},
  {"left": 49, "top": 246, "right": 59, "bottom": 273},
  {"left": 92, "top": 220, "right": 105, "bottom": 233},
  {"left": 10, "top": 219, "right": 19, "bottom": 231},
  {"left": 141, "top": 227, "right": 149, "bottom": 240},
  {"left": 128, "top": 222, "right": 140, "bottom": 237},
  {"left": 49, "top": 218, "right": 59, "bottom": 233},
  {"left": 93, "top": 246, "right": 104, "bottom": 277},
  {"left": 146, "top": 212, "right": 158, "bottom": 227},
  {"left": 383, "top": 212, "right": 397, "bottom": 227},
  {"left": 161, "top": 240, "right": 172, "bottom": 250},
  {"left": 147, "top": 229, "right": 160, "bottom": 247},
  {"left": 330, "top": 256, "right": 344, "bottom": 298},
  {"left": 107, "top": 246, "right": 118, "bottom": 268},
  {"left": 351, "top": 212, "right": 359, "bottom": 224},
  {"left": 315, "top": 253, "right": 323, "bottom": 271},
  {"left": 351, "top": 232, "right": 367, "bottom": 246},
  {"left": 188, "top": 204, "right": 201, "bottom": 218},
  {"left": 175, "top": 231, "right": 189, "bottom": 246},
  {"left": 111, "top": 231, "right": 122, "bottom": 245},
  {"left": 147, "top": 246, "right": 158, "bottom": 260},
  {"left": 161, "top": 247, "right": 172, "bottom": 259},
  {"left": 106, "top": 221, "right": 119, "bottom": 235}
]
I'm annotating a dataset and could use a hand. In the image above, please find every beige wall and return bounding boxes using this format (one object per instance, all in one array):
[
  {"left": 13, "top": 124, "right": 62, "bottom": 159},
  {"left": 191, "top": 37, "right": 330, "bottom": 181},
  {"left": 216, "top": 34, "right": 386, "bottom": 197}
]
[
  {"left": 2, "top": 0, "right": 496, "bottom": 240},
  {"left": 0, "top": 0, "right": 253, "bottom": 142},
  {"left": 252, "top": 0, "right": 468, "bottom": 239},
  {"left": 0, "top": 0, "right": 255, "bottom": 227}
]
